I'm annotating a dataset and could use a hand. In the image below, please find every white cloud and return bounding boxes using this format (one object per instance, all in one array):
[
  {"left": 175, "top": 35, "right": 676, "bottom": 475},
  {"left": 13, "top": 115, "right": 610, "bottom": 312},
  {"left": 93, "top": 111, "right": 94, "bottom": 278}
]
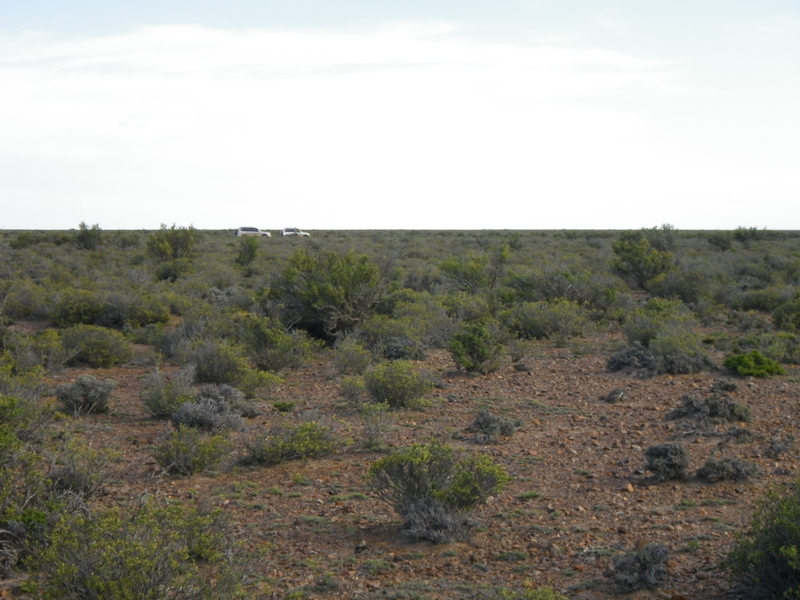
[{"left": 0, "top": 23, "right": 796, "bottom": 230}]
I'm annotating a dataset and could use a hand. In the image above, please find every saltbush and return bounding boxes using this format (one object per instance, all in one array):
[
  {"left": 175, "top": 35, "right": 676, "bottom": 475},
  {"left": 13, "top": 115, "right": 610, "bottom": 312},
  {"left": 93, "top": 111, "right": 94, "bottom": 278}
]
[
  {"left": 60, "top": 325, "right": 132, "bottom": 368},
  {"left": 50, "top": 289, "right": 104, "bottom": 327},
  {"left": 696, "top": 457, "right": 758, "bottom": 482},
  {"left": 363, "top": 360, "right": 430, "bottom": 409},
  {"left": 170, "top": 397, "right": 243, "bottom": 433},
  {"left": 238, "top": 315, "right": 318, "bottom": 372},
  {"left": 332, "top": 338, "right": 374, "bottom": 375},
  {"left": 726, "top": 480, "right": 800, "bottom": 600},
  {"left": 55, "top": 375, "right": 116, "bottom": 416},
  {"left": 724, "top": 351, "right": 786, "bottom": 377},
  {"left": 466, "top": 409, "right": 519, "bottom": 444},
  {"left": 242, "top": 421, "right": 336, "bottom": 466},
  {"left": 612, "top": 543, "right": 670, "bottom": 592},
  {"left": 644, "top": 442, "right": 689, "bottom": 482},
  {"left": 368, "top": 442, "right": 510, "bottom": 542},
  {"left": 501, "top": 300, "right": 588, "bottom": 341},
  {"left": 48, "top": 439, "right": 119, "bottom": 499}
]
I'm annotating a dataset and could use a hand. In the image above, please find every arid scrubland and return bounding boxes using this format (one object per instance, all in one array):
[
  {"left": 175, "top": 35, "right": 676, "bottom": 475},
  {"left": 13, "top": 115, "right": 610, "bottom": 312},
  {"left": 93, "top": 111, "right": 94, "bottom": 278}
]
[{"left": 1, "top": 225, "right": 799, "bottom": 599}]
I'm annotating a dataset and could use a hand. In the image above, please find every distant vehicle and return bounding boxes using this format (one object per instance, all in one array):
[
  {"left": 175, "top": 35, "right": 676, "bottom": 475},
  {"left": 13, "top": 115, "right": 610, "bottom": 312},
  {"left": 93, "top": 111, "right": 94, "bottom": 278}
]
[
  {"left": 281, "top": 228, "right": 310, "bottom": 237},
  {"left": 236, "top": 227, "right": 271, "bottom": 237}
]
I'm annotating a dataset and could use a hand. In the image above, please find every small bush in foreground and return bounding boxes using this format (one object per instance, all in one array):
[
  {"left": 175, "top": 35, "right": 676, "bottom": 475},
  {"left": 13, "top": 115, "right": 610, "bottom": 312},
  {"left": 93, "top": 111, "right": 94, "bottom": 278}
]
[
  {"left": 644, "top": 442, "right": 689, "bottom": 482},
  {"left": 34, "top": 500, "right": 241, "bottom": 600},
  {"left": 726, "top": 480, "right": 800, "bottom": 600},
  {"left": 724, "top": 350, "right": 786, "bottom": 377},
  {"left": 55, "top": 375, "right": 116, "bottom": 416},
  {"left": 242, "top": 421, "right": 336, "bottom": 466},
  {"left": 48, "top": 439, "right": 119, "bottom": 500},
  {"left": 363, "top": 360, "right": 430, "bottom": 409},
  {"left": 60, "top": 325, "right": 132, "bottom": 368},
  {"left": 153, "top": 426, "right": 231, "bottom": 476},
  {"left": 612, "top": 543, "right": 670, "bottom": 592},
  {"left": 368, "top": 442, "right": 510, "bottom": 542}
]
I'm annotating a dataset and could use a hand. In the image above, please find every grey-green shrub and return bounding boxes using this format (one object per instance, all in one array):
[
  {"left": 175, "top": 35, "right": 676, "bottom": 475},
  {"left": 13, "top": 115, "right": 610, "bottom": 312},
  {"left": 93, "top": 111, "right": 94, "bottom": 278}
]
[
  {"left": 368, "top": 442, "right": 510, "bottom": 542},
  {"left": 696, "top": 457, "right": 758, "bottom": 482},
  {"left": 332, "top": 338, "right": 374, "bottom": 375},
  {"left": 644, "top": 442, "right": 689, "bottom": 482},
  {"left": 170, "top": 398, "right": 243, "bottom": 433},
  {"left": 612, "top": 543, "right": 670, "bottom": 592},
  {"left": 141, "top": 365, "right": 196, "bottom": 418},
  {"left": 48, "top": 439, "right": 119, "bottom": 499},
  {"left": 501, "top": 300, "right": 588, "bottom": 341},
  {"left": 56, "top": 375, "right": 116, "bottom": 416},
  {"left": 448, "top": 321, "right": 504, "bottom": 374},
  {"left": 363, "top": 361, "right": 430, "bottom": 408}
]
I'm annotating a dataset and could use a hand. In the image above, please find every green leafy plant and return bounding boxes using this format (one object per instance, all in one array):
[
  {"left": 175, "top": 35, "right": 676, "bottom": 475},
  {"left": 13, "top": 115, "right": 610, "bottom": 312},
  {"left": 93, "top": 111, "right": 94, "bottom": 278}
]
[
  {"left": 726, "top": 480, "right": 800, "bottom": 600},
  {"left": 368, "top": 442, "right": 510, "bottom": 542},
  {"left": 724, "top": 351, "right": 786, "bottom": 377},
  {"left": 363, "top": 360, "right": 430, "bottom": 409},
  {"left": 449, "top": 321, "right": 504, "bottom": 374}
]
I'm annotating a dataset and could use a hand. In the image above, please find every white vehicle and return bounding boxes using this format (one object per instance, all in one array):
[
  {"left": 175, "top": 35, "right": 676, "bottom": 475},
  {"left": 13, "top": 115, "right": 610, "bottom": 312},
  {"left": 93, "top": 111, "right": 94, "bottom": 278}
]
[
  {"left": 281, "top": 228, "right": 310, "bottom": 237},
  {"left": 235, "top": 227, "right": 271, "bottom": 237}
]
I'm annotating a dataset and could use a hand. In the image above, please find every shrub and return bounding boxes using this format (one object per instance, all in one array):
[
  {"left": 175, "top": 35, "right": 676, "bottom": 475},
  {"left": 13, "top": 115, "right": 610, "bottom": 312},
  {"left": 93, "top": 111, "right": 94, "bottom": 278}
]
[
  {"left": 48, "top": 439, "right": 119, "bottom": 499},
  {"left": 55, "top": 375, "right": 116, "bottom": 416},
  {"left": 352, "top": 314, "right": 428, "bottom": 360},
  {"left": 97, "top": 293, "right": 171, "bottom": 330},
  {"left": 234, "top": 235, "right": 259, "bottom": 267},
  {"left": 153, "top": 426, "right": 232, "bottom": 476},
  {"left": 448, "top": 321, "right": 504, "bottom": 374},
  {"left": 50, "top": 289, "right": 105, "bottom": 327},
  {"left": 491, "top": 588, "right": 568, "bottom": 600},
  {"left": 146, "top": 223, "right": 198, "bottom": 263},
  {"left": 696, "top": 457, "right": 758, "bottom": 482},
  {"left": 242, "top": 421, "right": 336, "bottom": 466},
  {"left": 724, "top": 351, "right": 786, "bottom": 377},
  {"left": 363, "top": 361, "right": 430, "bottom": 409},
  {"left": 238, "top": 315, "right": 318, "bottom": 372},
  {"left": 60, "top": 325, "right": 132, "bottom": 368},
  {"left": 466, "top": 409, "right": 519, "bottom": 444},
  {"left": 74, "top": 222, "right": 102, "bottom": 251},
  {"left": 368, "top": 442, "right": 510, "bottom": 542},
  {"left": 668, "top": 393, "right": 751, "bottom": 424},
  {"left": 33, "top": 500, "right": 241, "bottom": 599},
  {"left": 170, "top": 398, "right": 243, "bottom": 433},
  {"left": 332, "top": 338, "right": 373, "bottom": 375},
  {"left": 501, "top": 300, "right": 589, "bottom": 341},
  {"left": 339, "top": 375, "right": 365, "bottom": 402},
  {"left": 773, "top": 297, "right": 800, "bottom": 332},
  {"left": 154, "top": 258, "right": 194, "bottom": 282},
  {"left": 726, "top": 480, "right": 800, "bottom": 600},
  {"left": 358, "top": 402, "right": 392, "bottom": 451},
  {"left": 268, "top": 248, "right": 390, "bottom": 340},
  {"left": 612, "top": 543, "right": 670, "bottom": 592},
  {"left": 141, "top": 365, "right": 196, "bottom": 418},
  {"left": 644, "top": 442, "right": 689, "bottom": 482},
  {"left": 188, "top": 341, "right": 249, "bottom": 385},
  {"left": 611, "top": 231, "right": 673, "bottom": 289}
]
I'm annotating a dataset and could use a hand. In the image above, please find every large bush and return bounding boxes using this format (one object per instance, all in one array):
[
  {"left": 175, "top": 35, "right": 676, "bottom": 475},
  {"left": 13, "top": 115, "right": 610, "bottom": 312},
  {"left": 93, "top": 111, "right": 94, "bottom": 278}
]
[
  {"left": 368, "top": 442, "right": 510, "bottom": 542},
  {"left": 501, "top": 299, "right": 589, "bottom": 341},
  {"left": 611, "top": 231, "right": 673, "bottom": 289},
  {"left": 145, "top": 224, "right": 198, "bottom": 263},
  {"left": 726, "top": 480, "right": 800, "bottom": 599},
  {"left": 268, "top": 248, "right": 390, "bottom": 340},
  {"left": 60, "top": 325, "right": 132, "bottom": 368},
  {"left": 448, "top": 321, "right": 504, "bottom": 374}
]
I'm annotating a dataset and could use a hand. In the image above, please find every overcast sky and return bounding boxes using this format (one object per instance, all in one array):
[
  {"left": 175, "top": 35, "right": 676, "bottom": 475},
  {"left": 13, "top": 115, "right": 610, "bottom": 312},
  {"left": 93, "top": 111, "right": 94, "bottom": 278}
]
[{"left": 1, "top": 1, "right": 798, "bottom": 230}]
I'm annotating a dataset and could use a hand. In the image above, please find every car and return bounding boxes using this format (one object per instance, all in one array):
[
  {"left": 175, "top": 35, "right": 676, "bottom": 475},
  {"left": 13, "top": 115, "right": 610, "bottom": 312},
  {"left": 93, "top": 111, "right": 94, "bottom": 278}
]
[
  {"left": 236, "top": 227, "right": 271, "bottom": 237},
  {"left": 281, "top": 228, "right": 310, "bottom": 237}
]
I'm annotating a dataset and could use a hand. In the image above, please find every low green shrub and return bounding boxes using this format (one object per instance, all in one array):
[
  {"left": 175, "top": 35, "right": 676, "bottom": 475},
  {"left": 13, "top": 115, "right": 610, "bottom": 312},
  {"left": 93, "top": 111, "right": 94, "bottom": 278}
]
[
  {"left": 448, "top": 321, "right": 504, "bottom": 374},
  {"left": 55, "top": 375, "right": 116, "bottom": 416},
  {"left": 141, "top": 366, "right": 196, "bottom": 418},
  {"left": 726, "top": 480, "right": 800, "bottom": 600},
  {"left": 188, "top": 341, "right": 250, "bottom": 385},
  {"left": 60, "top": 325, "right": 132, "bottom": 368},
  {"left": 773, "top": 297, "right": 800, "bottom": 332},
  {"left": 363, "top": 360, "right": 430, "bottom": 409},
  {"left": 238, "top": 315, "right": 318, "bottom": 373},
  {"left": 491, "top": 587, "right": 568, "bottom": 600},
  {"left": 339, "top": 375, "right": 366, "bottom": 402},
  {"left": 358, "top": 402, "right": 392, "bottom": 451},
  {"left": 724, "top": 351, "right": 786, "bottom": 377},
  {"left": 644, "top": 442, "right": 689, "bottom": 482},
  {"left": 612, "top": 543, "right": 670, "bottom": 592},
  {"left": 50, "top": 289, "right": 104, "bottom": 327},
  {"left": 153, "top": 426, "right": 232, "bottom": 476},
  {"left": 242, "top": 421, "right": 336, "bottom": 466},
  {"left": 501, "top": 300, "right": 589, "bottom": 341},
  {"left": 368, "top": 442, "right": 510, "bottom": 542}
]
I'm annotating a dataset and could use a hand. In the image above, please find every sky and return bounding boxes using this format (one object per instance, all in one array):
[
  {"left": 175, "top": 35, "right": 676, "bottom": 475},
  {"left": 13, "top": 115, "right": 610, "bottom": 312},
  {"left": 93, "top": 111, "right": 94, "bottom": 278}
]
[{"left": 1, "top": 1, "right": 798, "bottom": 231}]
